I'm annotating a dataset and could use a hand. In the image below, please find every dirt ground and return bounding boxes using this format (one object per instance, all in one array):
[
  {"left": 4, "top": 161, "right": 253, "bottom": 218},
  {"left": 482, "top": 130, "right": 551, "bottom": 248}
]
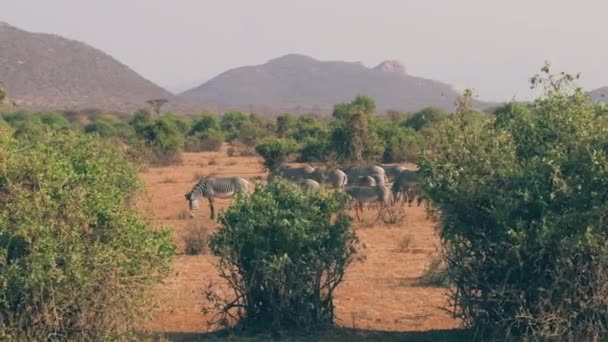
[{"left": 139, "top": 147, "right": 462, "bottom": 341}]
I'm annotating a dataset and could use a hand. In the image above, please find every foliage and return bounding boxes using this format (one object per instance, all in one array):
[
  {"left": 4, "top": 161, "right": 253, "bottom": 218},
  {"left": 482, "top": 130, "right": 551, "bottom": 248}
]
[
  {"left": 190, "top": 112, "right": 220, "bottom": 135},
  {"left": 0, "top": 132, "right": 175, "bottom": 340},
  {"left": 298, "top": 137, "right": 330, "bottom": 163},
  {"left": 39, "top": 111, "right": 72, "bottom": 130},
  {"left": 185, "top": 129, "right": 225, "bottom": 152},
  {"left": 132, "top": 113, "right": 185, "bottom": 165},
  {"left": 380, "top": 125, "right": 421, "bottom": 163},
  {"left": 276, "top": 113, "right": 297, "bottom": 138},
  {"left": 208, "top": 179, "right": 357, "bottom": 332},
  {"left": 492, "top": 102, "right": 531, "bottom": 129},
  {"left": 330, "top": 95, "right": 384, "bottom": 162},
  {"left": 420, "top": 68, "right": 608, "bottom": 340},
  {"left": 403, "top": 107, "right": 446, "bottom": 131},
  {"left": 255, "top": 137, "right": 298, "bottom": 170},
  {"left": 220, "top": 112, "right": 249, "bottom": 142}
]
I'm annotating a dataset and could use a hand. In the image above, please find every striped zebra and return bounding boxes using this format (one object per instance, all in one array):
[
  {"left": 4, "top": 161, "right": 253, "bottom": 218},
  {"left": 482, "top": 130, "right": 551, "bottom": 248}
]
[
  {"left": 269, "top": 165, "right": 316, "bottom": 182},
  {"left": 327, "top": 169, "right": 348, "bottom": 189},
  {"left": 391, "top": 169, "right": 421, "bottom": 207},
  {"left": 185, "top": 176, "right": 249, "bottom": 219},
  {"left": 299, "top": 178, "right": 321, "bottom": 191},
  {"left": 345, "top": 165, "right": 388, "bottom": 185},
  {"left": 345, "top": 185, "right": 394, "bottom": 221},
  {"left": 314, "top": 168, "right": 348, "bottom": 189},
  {"left": 382, "top": 165, "right": 407, "bottom": 182},
  {"left": 354, "top": 175, "right": 377, "bottom": 187}
]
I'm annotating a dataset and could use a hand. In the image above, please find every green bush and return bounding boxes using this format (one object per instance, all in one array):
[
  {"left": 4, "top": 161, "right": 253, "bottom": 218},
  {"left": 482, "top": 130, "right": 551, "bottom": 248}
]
[
  {"left": 208, "top": 179, "right": 357, "bottom": 332},
  {"left": 39, "top": 111, "right": 72, "bottom": 130},
  {"left": 403, "top": 107, "right": 446, "bottom": 131},
  {"left": 255, "top": 137, "right": 298, "bottom": 171},
  {"left": 133, "top": 115, "right": 184, "bottom": 165},
  {"left": 0, "top": 132, "right": 175, "bottom": 340},
  {"left": 382, "top": 127, "right": 421, "bottom": 163},
  {"left": 298, "top": 137, "right": 330, "bottom": 162},
  {"left": 185, "top": 129, "right": 225, "bottom": 152},
  {"left": 420, "top": 69, "right": 608, "bottom": 340},
  {"left": 190, "top": 113, "right": 220, "bottom": 135},
  {"left": 220, "top": 112, "right": 249, "bottom": 142}
]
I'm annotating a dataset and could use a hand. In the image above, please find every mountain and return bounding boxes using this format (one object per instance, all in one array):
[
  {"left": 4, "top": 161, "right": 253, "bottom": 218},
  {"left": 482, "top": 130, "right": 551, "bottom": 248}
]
[
  {"left": 181, "top": 54, "right": 485, "bottom": 113},
  {"left": 589, "top": 87, "right": 608, "bottom": 102},
  {"left": 0, "top": 22, "right": 196, "bottom": 113}
]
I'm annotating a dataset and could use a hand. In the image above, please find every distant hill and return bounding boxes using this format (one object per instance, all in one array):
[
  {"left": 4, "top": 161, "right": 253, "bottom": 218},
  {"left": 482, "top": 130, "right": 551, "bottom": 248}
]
[
  {"left": 0, "top": 22, "right": 196, "bottom": 113},
  {"left": 181, "top": 54, "right": 488, "bottom": 113},
  {"left": 589, "top": 87, "right": 608, "bottom": 102}
]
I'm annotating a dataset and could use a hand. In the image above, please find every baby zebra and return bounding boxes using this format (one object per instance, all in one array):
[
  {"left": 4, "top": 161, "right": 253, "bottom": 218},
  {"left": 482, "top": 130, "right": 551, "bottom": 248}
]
[
  {"left": 345, "top": 185, "right": 394, "bottom": 222},
  {"left": 185, "top": 176, "right": 249, "bottom": 219}
]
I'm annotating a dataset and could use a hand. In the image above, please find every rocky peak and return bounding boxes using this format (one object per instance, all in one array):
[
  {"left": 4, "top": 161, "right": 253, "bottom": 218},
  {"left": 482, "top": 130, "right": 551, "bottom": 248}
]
[{"left": 373, "top": 60, "right": 406, "bottom": 75}]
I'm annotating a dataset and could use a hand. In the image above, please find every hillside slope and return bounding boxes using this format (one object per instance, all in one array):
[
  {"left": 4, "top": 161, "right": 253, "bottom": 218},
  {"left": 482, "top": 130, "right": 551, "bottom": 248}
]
[
  {"left": 181, "top": 54, "right": 482, "bottom": 113},
  {"left": 0, "top": 22, "right": 194, "bottom": 113}
]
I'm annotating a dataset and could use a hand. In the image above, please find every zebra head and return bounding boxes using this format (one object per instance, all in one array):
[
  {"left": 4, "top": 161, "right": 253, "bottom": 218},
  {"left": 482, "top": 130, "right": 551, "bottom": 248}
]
[{"left": 184, "top": 192, "right": 199, "bottom": 213}]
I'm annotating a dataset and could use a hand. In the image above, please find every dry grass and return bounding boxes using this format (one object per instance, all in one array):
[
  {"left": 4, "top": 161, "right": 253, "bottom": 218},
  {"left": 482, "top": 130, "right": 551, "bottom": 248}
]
[
  {"left": 183, "top": 223, "right": 209, "bottom": 255},
  {"left": 416, "top": 255, "right": 449, "bottom": 287},
  {"left": 140, "top": 152, "right": 458, "bottom": 335},
  {"left": 397, "top": 234, "right": 414, "bottom": 252},
  {"left": 193, "top": 172, "right": 205, "bottom": 181},
  {"left": 177, "top": 210, "right": 189, "bottom": 220}
]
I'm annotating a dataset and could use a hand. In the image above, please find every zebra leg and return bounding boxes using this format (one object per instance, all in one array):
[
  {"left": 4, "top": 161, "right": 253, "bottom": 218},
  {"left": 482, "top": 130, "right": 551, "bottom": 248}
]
[{"left": 208, "top": 197, "right": 215, "bottom": 220}]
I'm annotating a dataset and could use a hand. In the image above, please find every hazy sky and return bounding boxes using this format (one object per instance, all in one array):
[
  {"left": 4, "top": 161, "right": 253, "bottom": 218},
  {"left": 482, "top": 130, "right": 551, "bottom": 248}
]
[{"left": 2, "top": 0, "right": 607, "bottom": 101}]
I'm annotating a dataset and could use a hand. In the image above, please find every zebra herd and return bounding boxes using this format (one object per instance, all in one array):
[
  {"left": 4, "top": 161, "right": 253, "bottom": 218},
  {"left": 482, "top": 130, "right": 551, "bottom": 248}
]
[{"left": 184, "top": 164, "right": 421, "bottom": 220}]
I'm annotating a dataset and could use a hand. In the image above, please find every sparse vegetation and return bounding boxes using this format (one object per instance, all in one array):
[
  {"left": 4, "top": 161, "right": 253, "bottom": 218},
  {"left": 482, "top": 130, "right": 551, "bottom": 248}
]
[
  {"left": 184, "top": 223, "right": 209, "bottom": 255},
  {"left": 207, "top": 179, "right": 357, "bottom": 333},
  {"left": 0, "top": 131, "right": 175, "bottom": 340},
  {"left": 420, "top": 65, "right": 608, "bottom": 340}
]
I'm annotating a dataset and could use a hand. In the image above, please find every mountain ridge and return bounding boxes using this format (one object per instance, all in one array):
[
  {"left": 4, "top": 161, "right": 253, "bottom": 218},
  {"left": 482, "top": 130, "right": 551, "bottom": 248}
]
[
  {"left": 181, "top": 53, "right": 488, "bottom": 113},
  {"left": 0, "top": 22, "right": 197, "bottom": 113}
]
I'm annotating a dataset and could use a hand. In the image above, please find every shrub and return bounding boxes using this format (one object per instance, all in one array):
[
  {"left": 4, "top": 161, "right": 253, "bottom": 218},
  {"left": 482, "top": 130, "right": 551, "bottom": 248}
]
[
  {"left": 190, "top": 113, "right": 220, "bottom": 135},
  {"left": 297, "top": 137, "right": 330, "bottom": 162},
  {"left": 135, "top": 115, "right": 184, "bottom": 165},
  {"left": 183, "top": 223, "right": 209, "bottom": 255},
  {"left": 207, "top": 179, "right": 357, "bottom": 332},
  {"left": 420, "top": 68, "right": 608, "bottom": 340},
  {"left": 220, "top": 112, "right": 249, "bottom": 142},
  {"left": 39, "top": 111, "right": 72, "bottom": 130},
  {"left": 403, "top": 107, "right": 446, "bottom": 131},
  {"left": 0, "top": 132, "right": 175, "bottom": 340},
  {"left": 255, "top": 137, "right": 298, "bottom": 171},
  {"left": 185, "top": 129, "right": 225, "bottom": 152}
]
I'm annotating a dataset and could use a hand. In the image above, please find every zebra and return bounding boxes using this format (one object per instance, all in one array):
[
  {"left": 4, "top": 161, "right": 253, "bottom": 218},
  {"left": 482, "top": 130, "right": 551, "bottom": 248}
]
[
  {"left": 311, "top": 168, "right": 348, "bottom": 189},
  {"left": 391, "top": 169, "right": 422, "bottom": 207},
  {"left": 326, "top": 169, "right": 348, "bottom": 189},
  {"left": 345, "top": 185, "right": 394, "bottom": 221},
  {"left": 299, "top": 178, "right": 321, "bottom": 191},
  {"left": 345, "top": 165, "right": 388, "bottom": 185},
  {"left": 382, "top": 165, "right": 407, "bottom": 182},
  {"left": 185, "top": 176, "right": 249, "bottom": 219},
  {"left": 354, "top": 175, "right": 377, "bottom": 187},
  {"left": 269, "top": 165, "right": 316, "bottom": 182}
]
